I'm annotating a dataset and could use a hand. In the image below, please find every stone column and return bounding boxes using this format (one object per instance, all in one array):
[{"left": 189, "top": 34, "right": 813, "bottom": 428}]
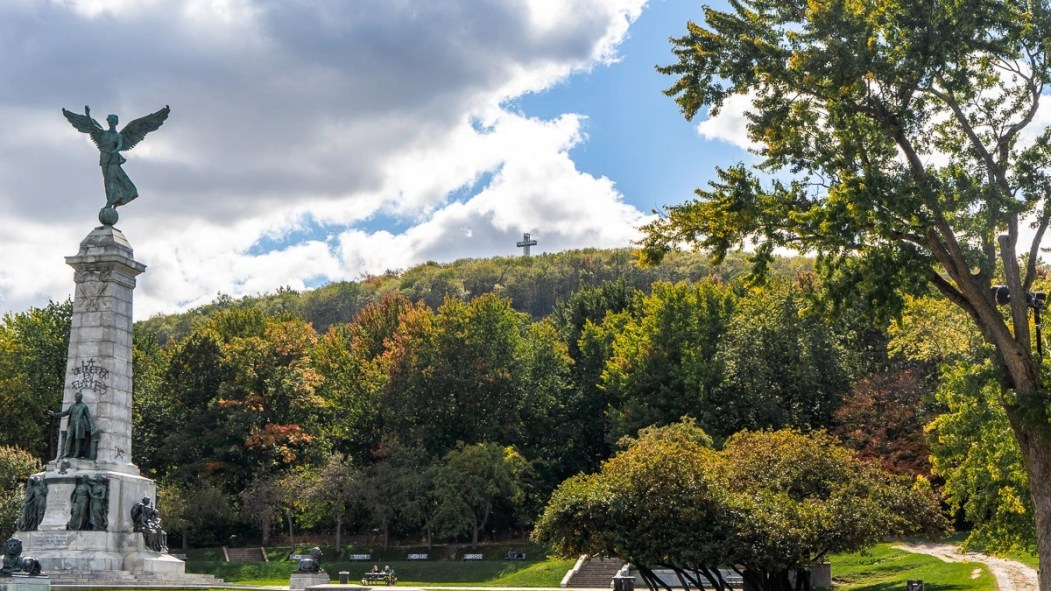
[
  {"left": 54, "top": 226, "right": 145, "bottom": 475},
  {"left": 23, "top": 225, "right": 188, "bottom": 580}
]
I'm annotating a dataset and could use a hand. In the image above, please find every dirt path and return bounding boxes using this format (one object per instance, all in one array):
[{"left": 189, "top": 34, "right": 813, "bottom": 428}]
[{"left": 894, "top": 541, "right": 1038, "bottom": 591}]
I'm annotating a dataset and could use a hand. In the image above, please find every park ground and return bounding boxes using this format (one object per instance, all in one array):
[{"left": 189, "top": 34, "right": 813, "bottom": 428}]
[{"left": 124, "top": 537, "right": 1035, "bottom": 591}]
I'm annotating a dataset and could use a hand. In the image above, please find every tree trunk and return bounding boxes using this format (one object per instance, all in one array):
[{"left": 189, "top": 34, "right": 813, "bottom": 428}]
[
  {"left": 1012, "top": 418, "right": 1051, "bottom": 591},
  {"left": 1032, "top": 464, "right": 1051, "bottom": 591},
  {"left": 261, "top": 518, "right": 270, "bottom": 546},
  {"left": 382, "top": 522, "right": 389, "bottom": 550},
  {"left": 287, "top": 511, "right": 295, "bottom": 548},
  {"left": 182, "top": 528, "right": 189, "bottom": 551},
  {"left": 335, "top": 514, "right": 342, "bottom": 553},
  {"left": 994, "top": 333, "right": 1051, "bottom": 591}
]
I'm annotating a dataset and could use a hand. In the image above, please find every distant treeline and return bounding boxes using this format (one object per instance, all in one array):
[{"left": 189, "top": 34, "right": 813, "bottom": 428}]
[{"left": 137, "top": 248, "right": 815, "bottom": 339}]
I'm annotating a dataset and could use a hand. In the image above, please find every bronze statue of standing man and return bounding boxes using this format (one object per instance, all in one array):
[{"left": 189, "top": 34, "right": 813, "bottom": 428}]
[
  {"left": 51, "top": 391, "right": 97, "bottom": 460},
  {"left": 61, "top": 105, "right": 170, "bottom": 226}
]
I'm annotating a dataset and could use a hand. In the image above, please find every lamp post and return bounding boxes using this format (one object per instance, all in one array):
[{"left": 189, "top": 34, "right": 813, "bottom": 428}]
[{"left": 991, "top": 285, "right": 1047, "bottom": 358}]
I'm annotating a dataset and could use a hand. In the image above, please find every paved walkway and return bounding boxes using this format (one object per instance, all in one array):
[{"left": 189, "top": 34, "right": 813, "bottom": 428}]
[{"left": 894, "top": 541, "right": 1038, "bottom": 591}]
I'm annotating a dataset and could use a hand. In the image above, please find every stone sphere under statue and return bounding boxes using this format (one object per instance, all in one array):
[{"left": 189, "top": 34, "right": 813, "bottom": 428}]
[{"left": 98, "top": 206, "right": 118, "bottom": 226}]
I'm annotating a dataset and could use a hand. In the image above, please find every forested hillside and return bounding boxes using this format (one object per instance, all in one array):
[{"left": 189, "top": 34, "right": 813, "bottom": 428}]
[
  {"left": 137, "top": 248, "right": 813, "bottom": 338},
  {"left": 0, "top": 248, "right": 1033, "bottom": 553}
]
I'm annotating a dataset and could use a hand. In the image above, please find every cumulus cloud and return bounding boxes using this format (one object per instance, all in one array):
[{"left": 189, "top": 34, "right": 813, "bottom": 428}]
[
  {"left": 695, "top": 92, "right": 760, "bottom": 152},
  {"left": 0, "top": 0, "right": 649, "bottom": 317}
]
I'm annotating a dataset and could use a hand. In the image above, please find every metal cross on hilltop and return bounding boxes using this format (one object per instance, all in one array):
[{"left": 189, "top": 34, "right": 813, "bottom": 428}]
[{"left": 516, "top": 232, "right": 538, "bottom": 256}]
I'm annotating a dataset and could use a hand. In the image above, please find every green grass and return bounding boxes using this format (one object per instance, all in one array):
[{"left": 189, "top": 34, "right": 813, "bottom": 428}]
[
  {"left": 186, "top": 558, "right": 574, "bottom": 586},
  {"left": 997, "top": 547, "right": 1039, "bottom": 569},
  {"left": 829, "top": 543, "right": 995, "bottom": 591},
  {"left": 112, "top": 540, "right": 1007, "bottom": 590}
]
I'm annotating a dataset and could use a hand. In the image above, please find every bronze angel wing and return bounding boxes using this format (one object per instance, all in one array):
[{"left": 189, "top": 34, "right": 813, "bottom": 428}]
[
  {"left": 61, "top": 107, "right": 105, "bottom": 149},
  {"left": 119, "top": 105, "right": 170, "bottom": 151}
]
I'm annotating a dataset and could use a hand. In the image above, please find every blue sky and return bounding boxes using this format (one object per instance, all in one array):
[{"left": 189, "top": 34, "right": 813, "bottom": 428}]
[
  {"left": 516, "top": 0, "right": 735, "bottom": 216},
  {"left": 0, "top": 0, "right": 752, "bottom": 318}
]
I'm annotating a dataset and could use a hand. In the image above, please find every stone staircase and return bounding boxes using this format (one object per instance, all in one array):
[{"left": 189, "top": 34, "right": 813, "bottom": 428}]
[
  {"left": 47, "top": 570, "right": 226, "bottom": 588},
  {"left": 565, "top": 556, "right": 625, "bottom": 588},
  {"left": 225, "top": 546, "right": 268, "bottom": 562}
]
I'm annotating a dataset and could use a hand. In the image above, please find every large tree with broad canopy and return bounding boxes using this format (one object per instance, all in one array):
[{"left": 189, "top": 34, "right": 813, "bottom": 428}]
[{"left": 644, "top": 0, "right": 1051, "bottom": 581}]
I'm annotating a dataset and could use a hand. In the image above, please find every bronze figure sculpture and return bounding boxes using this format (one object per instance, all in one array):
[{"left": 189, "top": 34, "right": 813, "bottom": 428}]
[
  {"left": 15, "top": 477, "right": 47, "bottom": 532},
  {"left": 131, "top": 497, "right": 168, "bottom": 552},
  {"left": 51, "top": 391, "right": 97, "bottom": 460},
  {"left": 62, "top": 105, "right": 170, "bottom": 225}
]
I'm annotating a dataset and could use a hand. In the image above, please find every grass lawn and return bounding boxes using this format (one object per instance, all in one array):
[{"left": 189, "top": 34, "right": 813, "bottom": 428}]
[
  {"left": 997, "top": 548, "right": 1039, "bottom": 570},
  {"left": 94, "top": 540, "right": 1006, "bottom": 591},
  {"left": 185, "top": 553, "right": 574, "bottom": 587},
  {"left": 829, "top": 543, "right": 995, "bottom": 591}
]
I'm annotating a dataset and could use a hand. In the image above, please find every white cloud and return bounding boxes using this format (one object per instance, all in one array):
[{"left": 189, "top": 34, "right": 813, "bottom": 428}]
[
  {"left": 0, "top": 0, "right": 649, "bottom": 318},
  {"left": 696, "top": 92, "right": 760, "bottom": 152}
]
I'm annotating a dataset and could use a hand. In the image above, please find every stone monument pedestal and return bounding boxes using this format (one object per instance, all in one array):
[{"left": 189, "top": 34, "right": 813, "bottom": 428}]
[
  {"left": 0, "top": 577, "right": 50, "bottom": 591},
  {"left": 291, "top": 571, "right": 331, "bottom": 590},
  {"left": 17, "top": 226, "right": 222, "bottom": 586}
]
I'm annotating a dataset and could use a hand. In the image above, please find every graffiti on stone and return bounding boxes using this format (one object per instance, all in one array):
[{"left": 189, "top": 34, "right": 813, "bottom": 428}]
[{"left": 71, "top": 359, "right": 109, "bottom": 396}]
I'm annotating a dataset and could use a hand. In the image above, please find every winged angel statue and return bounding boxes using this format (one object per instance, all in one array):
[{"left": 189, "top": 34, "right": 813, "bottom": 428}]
[{"left": 62, "top": 105, "right": 170, "bottom": 225}]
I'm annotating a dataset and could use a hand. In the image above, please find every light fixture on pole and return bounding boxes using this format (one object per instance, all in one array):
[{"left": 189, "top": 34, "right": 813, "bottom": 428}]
[{"left": 991, "top": 285, "right": 1047, "bottom": 358}]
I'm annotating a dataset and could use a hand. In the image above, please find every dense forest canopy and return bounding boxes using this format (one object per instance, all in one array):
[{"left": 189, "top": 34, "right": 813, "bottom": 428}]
[{"left": 0, "top": 248, "right": 1033, "bottom": 556}]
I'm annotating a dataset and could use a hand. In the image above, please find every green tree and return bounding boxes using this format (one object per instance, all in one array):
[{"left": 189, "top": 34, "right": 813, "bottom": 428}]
[
  {"left": 301, "top": 452, "right": 361, "bottom": 552},
  {"left": 718, "top": 430, "right": 948, "bottom": 591},
  {"left": 602, "top": 281, "right": 735, "bottom": 441},
  {"left": 888, "top": 294, "right": 1028, "bottom": 545},
  {"left": 516, "top": 320, "right": 573, "bottom": 493},
  {"left": 550, "top": 281, "right": 636, "bottom": 475},
  {"left": 431, "top": 442, "right": 530, "bottom": 548},
  {"left": 240, "top": 472, "right": 283, "bottom": 546},
  {"left": 535, "top": 422, "right": 948, "bottom": 591},
  {"left": 928, "top": 360, "right": 1034, "bottom": 552},
  {"left": 158, "top": 479, "right": 231, "bottom": 549},
  {"left": 132, "top": 326, "right": 171, "bottom": 472},
  {"left": 535, "top": 420, "right": 731, "bottom": 591},
  {"left": 0, "top": 446, "right": 41, "bottom": 540},
  {"left": 359, "top": 443, "right": 431, "bottom": 550},
  {"left": 0, "top": 300, "right": 72, "bottom": 459},
  {"left": 153, "top": 330, "right": 230, "bottom": 483},
  {"left": 712, "top": 282, "right": 850, "bottom": 437},
  {"left": 314, "top": 293, "right": 418, "bottom": 462},
  {"left": 384, "top": 294, "right": 536, "bottom": 455},
  {"left": 648, "top": 0, "right": 1051, "bottom": 577}
]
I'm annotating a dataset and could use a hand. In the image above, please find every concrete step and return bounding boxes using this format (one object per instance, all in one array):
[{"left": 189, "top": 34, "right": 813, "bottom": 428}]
[
  {"left": 567, "top": 557, "right": 624, "bottom": 588},
  {"left": 225, "top": 546, "right": 267, "bottom": 562},
  {"left": 46, "top": 570, "right": 225, "bottom": 586}
]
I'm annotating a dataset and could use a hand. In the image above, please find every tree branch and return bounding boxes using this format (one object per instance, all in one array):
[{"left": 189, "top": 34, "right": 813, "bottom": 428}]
[
  {"left": 999, "top": 231, "right": 1032, "bottom": 352},
  {"left": 927, "top": 86, "right": 1011, "bottom": 192},
  {"left": 1023, "top": 203, "right": 1051, "bottom": 292}
]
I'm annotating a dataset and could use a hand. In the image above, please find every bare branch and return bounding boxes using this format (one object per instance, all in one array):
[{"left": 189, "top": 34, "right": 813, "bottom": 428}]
[{"left": 1023, "top": 203, "right": 1051, "bottom": 291}]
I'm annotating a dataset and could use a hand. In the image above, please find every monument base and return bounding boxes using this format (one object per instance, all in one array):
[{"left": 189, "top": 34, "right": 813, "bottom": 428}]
[
  {"left": 18, "top": 530, "right": 180, "bottom": 575},
  {"left": 0, "top": 577, "right": 50, "bottom": 591},
  {"left": 291, "top": 571, "right": 331, "bottom": 589}
]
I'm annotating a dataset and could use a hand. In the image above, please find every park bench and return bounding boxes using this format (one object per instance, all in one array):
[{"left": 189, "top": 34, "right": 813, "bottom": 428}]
[{"left": 361, "top": 571, "right": 397, "bottom": 586}]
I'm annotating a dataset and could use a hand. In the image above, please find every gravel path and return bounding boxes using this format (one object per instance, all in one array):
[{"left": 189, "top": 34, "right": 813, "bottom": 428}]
[{"left": 894, "top": 541, "right": 1038, "bottom": 591}]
